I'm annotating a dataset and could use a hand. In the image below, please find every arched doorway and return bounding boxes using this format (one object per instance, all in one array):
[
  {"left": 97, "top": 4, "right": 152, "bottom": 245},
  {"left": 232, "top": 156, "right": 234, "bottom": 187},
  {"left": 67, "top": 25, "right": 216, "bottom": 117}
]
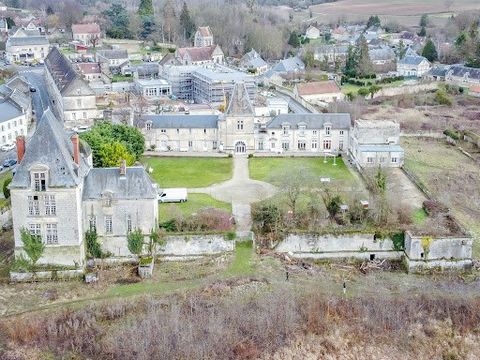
[{"left": 235, "top": 141, "right": 246, "bottom": 153}]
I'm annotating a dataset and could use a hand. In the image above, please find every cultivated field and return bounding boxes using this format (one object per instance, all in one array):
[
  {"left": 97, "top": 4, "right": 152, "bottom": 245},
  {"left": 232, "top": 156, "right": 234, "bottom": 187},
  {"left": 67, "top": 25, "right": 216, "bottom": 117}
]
[
  {"left": 143, "top": 156, "right": 233, "bottom": 188},
  {"left": 310, "top": 0, "right": 480, "bottom": 27}
]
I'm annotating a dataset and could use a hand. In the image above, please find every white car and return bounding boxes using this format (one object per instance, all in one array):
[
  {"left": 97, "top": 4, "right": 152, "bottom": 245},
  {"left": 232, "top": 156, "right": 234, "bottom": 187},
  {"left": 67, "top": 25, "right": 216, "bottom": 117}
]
[
  {"left": 1, "top": 143, "right": 15, "bottom": 152},
  {"left": 73, "top": 125, "right": 90, "bottom": 133},
  {"left": 158, "top": 188, "right": 188, "bottom": 203}
]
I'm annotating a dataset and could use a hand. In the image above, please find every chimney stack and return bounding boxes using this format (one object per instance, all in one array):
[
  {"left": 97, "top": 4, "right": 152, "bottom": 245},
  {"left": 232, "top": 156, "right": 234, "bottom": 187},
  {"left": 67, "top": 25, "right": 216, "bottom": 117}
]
[
  {"left": 119, "top": 159, "right": 127, "bottom": 176},
  {"left": 71, "top": 134, "right": 80, "bottom": 165},
  {"left": 16, "top": 136, "right": 26, "bottom": 163}
]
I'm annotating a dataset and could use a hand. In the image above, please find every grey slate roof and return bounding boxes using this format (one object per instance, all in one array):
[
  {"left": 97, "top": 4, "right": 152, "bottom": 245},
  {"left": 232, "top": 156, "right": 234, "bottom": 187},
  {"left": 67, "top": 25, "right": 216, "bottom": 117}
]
[
  {"left": 0, "top": 98, "right": 23, "bottom": 123},
  {"left": 369, "top": 46, "right": 395, "bottom": 61},
  {"left": 83, "top": 167, "right": 157, "bottom": 200},
  {"left": 267, "top": 113, "right": 351, "bottom": 129},
  {"left": 273, "top": 57, "right": 305, "bottom": 73},
  {"left": 140, "top": 114, "right": 219, "bottom": 129},
  {"left": 398, "top": 55, "right": 428, "bottom": 66},
  {"left": 226, "top": 82, "right": 254, "bottom": 116},
  {"left": 11, "top": 109, "right": 90, "bottom": 189},
  {"left": 45, "top": 47, "right": 94, "bottom": 96},
  {"left": 97, "top": 49, "right": 128, "bottom": 59},
  {"left": 7, "top": 35, "right": 49, "bottom": 46},
  {"left": 448, "top": 64, "right": 480, "bottom": 80}
]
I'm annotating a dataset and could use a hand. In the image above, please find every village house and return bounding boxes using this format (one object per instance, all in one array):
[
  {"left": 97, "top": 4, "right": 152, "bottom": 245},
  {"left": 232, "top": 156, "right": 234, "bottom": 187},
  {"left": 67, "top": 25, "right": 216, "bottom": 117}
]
[
  {"left": 255, "top": 97, "right": 289, "bottom": 117},
  {"left": 5, "top": 31, "right": 49, "bottom": 63},
  {"left": 194, "top": 26, "right": 214, "bottom": 47},
  {"left": 368, "top": 45, "right": 396, "bottom": 73},
  {"left": 240, "top": 49, "right": 268, "bottom": 74},
  {"left": 0, "top": 95, "right": 28, "bottom": 147},
  {"left": 44, "top": 47, "right": 100, "bottom": 128},
  {"left": 294, "top": 81, "right": 344, "bottom": 106},
  {"left": 134, "top": 78, "right": 172, "bottom": 99},
  {"left": 445, "top": 65, "right": 480, "bottom": 85},
  {"left": 397, "top": 54, "right": 430, "bottom": 77},
  {"left": 0, "top": 75, "right": 32, "bottom": 123},
  {"left": 305, "top": 25, "right": 320, "bottom": 40},
  {"left": 350, "top": 120, "right": 404, "bottom": 168},
  {"left": 76, "top": 62, "right": 104, "bottom": 82},
  {"left": 97, "top": 49, "right": 129, "bottom": 75},
  {"left": 71, "top": 23, "right": 102, "bottom": 47},
  {"left": 10, "top": 110, "right": 158, "bottom": 267},
  {"left": 313, "top": 44, "right": 348, "bottom": 64},
  {"left": 175, "top": 45, "right": 224, "bottom": 65}
]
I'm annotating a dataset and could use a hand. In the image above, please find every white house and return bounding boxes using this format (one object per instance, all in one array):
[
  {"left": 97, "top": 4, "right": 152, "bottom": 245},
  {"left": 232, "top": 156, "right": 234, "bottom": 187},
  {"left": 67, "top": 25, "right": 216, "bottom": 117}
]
[
  {"left": 397, "top": 55, "right": 431, "bottom": 77},
  {"left": 294, "top": 81, "right": 344, "bottom": 106},
  {"left": 135, "top": 78, "right": 172, "bottom": 99},
  {"left": 350, "top": 120, "right": 404, "bottom": 168},
  {"left": 5, "top": 34, "right": 49, "bottom": 63},
  {"left": 0, "top": 97, "right": 28, "bottom": 146},
  {"left": 305, "top": 26, "right": 320, "bottom": 40},
  {"left": 71, "top": 23, "right": 102, "bottom": 47}
]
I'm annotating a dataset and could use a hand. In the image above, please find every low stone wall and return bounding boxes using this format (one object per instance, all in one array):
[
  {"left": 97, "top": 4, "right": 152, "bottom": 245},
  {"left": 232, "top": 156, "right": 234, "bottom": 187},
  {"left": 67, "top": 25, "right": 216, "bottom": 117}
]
[
  {"left": 10, "top": 269, "right": 84, "bottom": 283},
  {"left": 404, "top": 231, "right": 473, "bottom": 272},
  {"left": 101, "top": 233, "right": 235, "bottom": 259},
  {"left": 373, "top": 82, "right": 438, "bottom": 98},
  {"left": 276, "top": 233, "right": 402, "bottom": 261}
]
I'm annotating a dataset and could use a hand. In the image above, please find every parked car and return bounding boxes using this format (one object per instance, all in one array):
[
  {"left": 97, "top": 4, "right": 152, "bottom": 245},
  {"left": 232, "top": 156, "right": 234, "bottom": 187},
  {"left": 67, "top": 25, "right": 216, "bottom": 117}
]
[
  {"left": 3, "top": 159, "right": 17, "bottom": 168},
  {"left": 29, "top": 87, "right": 36, "bottom": 92},
  {"left": 158, "top": 188, "right": 188, "bottom": 203},
  {"left": 1, "top": 143, "right": 15, "bottom": 152},
  {"left": 73, "top": 125, "right": 90, "bottom": 133}
]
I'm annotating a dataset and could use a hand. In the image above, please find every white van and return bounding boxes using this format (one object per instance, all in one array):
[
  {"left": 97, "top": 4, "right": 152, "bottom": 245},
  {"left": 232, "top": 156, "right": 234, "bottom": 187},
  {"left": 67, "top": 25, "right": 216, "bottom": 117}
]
[{"left": 158, "top": 188, "right": 188, "bottom": 203}]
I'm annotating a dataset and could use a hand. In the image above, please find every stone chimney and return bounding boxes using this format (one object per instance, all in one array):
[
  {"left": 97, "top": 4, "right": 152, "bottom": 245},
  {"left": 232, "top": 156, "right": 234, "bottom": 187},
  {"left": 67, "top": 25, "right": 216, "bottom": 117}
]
[
  {"left": 119, "top": 159, "right": 127, "bottom": 176},
  {"left": 16, "top": 136, "right": 26, "bottom": 163},
  {"left": 71, "top": 134, "right": 80, "bottom": 165}
]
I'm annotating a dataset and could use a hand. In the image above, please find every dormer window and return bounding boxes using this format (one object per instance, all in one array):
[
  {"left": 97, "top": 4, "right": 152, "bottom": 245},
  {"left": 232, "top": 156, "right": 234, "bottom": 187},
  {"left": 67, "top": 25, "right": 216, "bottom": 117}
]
[
  {"left": 325, "top": 126, "right": 331, "bottom": 135},
  {"left": 33, "top": 172, "right": 46, "bottom": 192},
  {"left": 283, "top": 125, "right": 289, "bottom": 135},
  {"left": 146, "top": 122, "right": 152, "bottom": 131},
  {"left": 102, "top": 192, "right": 113, "bottom": 207}
]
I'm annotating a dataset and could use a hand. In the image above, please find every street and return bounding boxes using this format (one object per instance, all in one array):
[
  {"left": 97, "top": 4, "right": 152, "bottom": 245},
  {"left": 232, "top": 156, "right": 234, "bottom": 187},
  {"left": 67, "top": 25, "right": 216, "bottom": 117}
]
[{"left": 17, "top": 66, "right": 50, "bottom": 119}]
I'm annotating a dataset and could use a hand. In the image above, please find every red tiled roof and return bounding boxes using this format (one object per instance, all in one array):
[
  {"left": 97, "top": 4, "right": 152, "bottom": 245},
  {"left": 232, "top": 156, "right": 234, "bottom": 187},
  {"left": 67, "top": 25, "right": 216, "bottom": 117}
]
[
  {"left": 77, "top": 62, "right": 101, "bottom": 74},
  {"left": 470, "top": 85, "right": 480, "bottom": 93},
  {"left": 72, "top": 23, "right": 100, "bottom": 34},
  {"left": 198, "top": 26, "right": 212, "bottom": 37},
  {"left": 297, "top": 81, "right": 341, "bottom": 96},
  {"left": 177, "top": 45, "right": 220, "bottom": 62}
]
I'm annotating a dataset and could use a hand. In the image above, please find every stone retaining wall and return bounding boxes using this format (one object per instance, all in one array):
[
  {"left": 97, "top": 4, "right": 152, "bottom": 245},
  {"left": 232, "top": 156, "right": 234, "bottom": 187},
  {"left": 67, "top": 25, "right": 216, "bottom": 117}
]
[{"left": 10, "top": 269, "right": 84, "bottom": 282}]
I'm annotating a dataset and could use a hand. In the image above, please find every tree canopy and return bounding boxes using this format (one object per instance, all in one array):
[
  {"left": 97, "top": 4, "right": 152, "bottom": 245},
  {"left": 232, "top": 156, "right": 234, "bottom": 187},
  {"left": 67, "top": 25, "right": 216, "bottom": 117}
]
[
  {"left": 422, "top": 39, "right": 438, "bottom": 62},
  {"left": 80, "top": 122, "right": 145, "bottom": 168},
  {"left": 366, "top": 15, "right": 381, "bottom": 29},
  {"left": 138, "top": 0, "right": 154, "bottom": 17},
  {"left": 180, "top": 2, "right": 196, "bottom": 40},
  {"left": 103, "top": 4, "right": 131, "bottom": 39}
]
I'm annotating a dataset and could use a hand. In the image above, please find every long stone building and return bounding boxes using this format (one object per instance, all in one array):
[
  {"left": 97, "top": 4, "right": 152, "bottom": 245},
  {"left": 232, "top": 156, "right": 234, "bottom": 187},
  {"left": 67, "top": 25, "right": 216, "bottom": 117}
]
[
  {"left": 44, "top": 47, "right": 100, "bottom": 128},
  {"left": 10, "top": 110, "right": 158, "bottom": 266}
]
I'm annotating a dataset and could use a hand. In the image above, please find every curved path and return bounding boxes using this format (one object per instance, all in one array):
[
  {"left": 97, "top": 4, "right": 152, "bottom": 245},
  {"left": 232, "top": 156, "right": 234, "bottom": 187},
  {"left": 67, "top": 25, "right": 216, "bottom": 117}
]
[{"left": 189, "top": 156, "right": 277, "bottom": 234}]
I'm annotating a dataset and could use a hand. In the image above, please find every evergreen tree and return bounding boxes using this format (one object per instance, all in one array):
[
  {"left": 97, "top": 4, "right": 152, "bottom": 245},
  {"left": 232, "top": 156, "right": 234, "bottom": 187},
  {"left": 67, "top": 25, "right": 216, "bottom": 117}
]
[
  {"left": 138, "top": 0, "right": 154, "bottom": 17},
  {"left": 356, "top": 35, "right": 373, "bottom": 77},
  {"left": 422, "top": 38, "right": 438, "bottom": 62},
  {"left": 366, "top": 15, "right": 381, "bottom": 29},
  {"left": 418, "top": 26, "right": 426, "bottom": 37},
  {"left": 288, "top": 31, "right": 300, "bottom": 47},
  {"left": 344, "top": 45, "right": 358, "bottom": 77},
  {"left": 103, "top": 4, "right": 131, "bottom": 39},
  {"left": 420, "top": 14, "right": 428, "bottom": 28},
  {"left": 179, "top": 2, "right": 196, "bottom": 40},
  {"left": 397, "top": 40, "right": 407, "bottom": 59}
]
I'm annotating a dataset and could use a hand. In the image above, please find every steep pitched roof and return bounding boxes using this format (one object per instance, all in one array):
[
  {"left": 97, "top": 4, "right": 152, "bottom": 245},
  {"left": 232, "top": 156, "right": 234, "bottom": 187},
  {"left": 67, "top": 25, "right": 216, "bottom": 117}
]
[
  {"left": 139, "top": 114, "right": 219, "bottom": 129},
  {"left": 72, "top": 23, "right": 100, "bottom": 34},
  {"left": 45, "top": 47, "right": 95, "bottom": 96},
  {"left": 0, "top": 98, "right": 23, "bottom": 123},
  {"left": 10, "top": 109, "right": 90, "bottom": 189},
  {"left": 7, "top": 35, "right": 48, "bottom": 46},
  {"left": 77, "top": 62, "right": 101, "bottom": 75},
  {"left": 197, "top": 26, "right": 212, "bottom": 37},
  {"left": 267, "top": 113, "right": 351, "bottom": 129},
  {"left": 273, "top": 57, "right": 305, "bottom": 73},
  {"left": 398, "top": 54, "right": 429, "bottom": 66},
  {"left": 296, "top": 81, "right": 341, "bottom": 96},
  {"left": 97, "top": 49, "right": 128, "bottom": 59},
  {"left": 225, "top": 82, "right": 254, "bottom": 116},
  {"left": 176, "top": 45, "right": 222, "bottom": 62},
  {"left": 448, "top": 65, "right": 480, "bottom": 80},
  {"left": 83, "top": 167, "right": 157, "bottom": 200}
]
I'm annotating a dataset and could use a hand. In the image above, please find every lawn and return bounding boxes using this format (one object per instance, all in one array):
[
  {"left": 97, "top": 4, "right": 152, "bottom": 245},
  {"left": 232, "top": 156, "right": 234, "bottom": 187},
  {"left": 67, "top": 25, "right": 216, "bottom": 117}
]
[
  {"left": 225, "top": 241, "right": 254, "bottom": 277},
  {"left": 249, "top": 157, "right": 356, "bottom": 187},
  {"left": 159, "top": 193, "right": 231, "bottom": 219},
  {"left": 143, "top": 156, "right": 233, "bottom": 188},
  {"left": 111, "top": 74, "right": 133, "bottom": 83}
]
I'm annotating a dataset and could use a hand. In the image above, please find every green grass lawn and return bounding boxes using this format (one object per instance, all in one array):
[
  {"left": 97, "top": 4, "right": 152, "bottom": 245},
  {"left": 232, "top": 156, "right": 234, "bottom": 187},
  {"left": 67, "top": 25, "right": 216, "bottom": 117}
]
[
  {"left": 249, "top": 157, "right": 356, "bottom": 187},
  {"left": 225, "top": 241, "right": 254, "bottom": 276},
  {"left": 111, "top": 74, "right": 133, "bottom": 83},
  {"left": 159, "top": 193, "right": 231, "bottom": 219},
  {"left": 413, "top": 208, "right": 428, "bottom": 225},
  {"left": 143, "top": 157, "right": 233, "bottom": 188}
]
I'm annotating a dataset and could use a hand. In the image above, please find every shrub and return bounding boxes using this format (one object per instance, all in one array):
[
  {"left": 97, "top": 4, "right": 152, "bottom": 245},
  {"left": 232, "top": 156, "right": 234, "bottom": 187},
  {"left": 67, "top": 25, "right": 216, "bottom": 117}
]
[
  {"left": 443, "top": 129, "right": 460, "bottom": 140},
  {"left": 226, "top": 231, "right": 236, "bottom": 240},
  {"left": 435, "top": 89, "right": 452, "bottom": 106},
  {"left": 357, "top": 87, "right": 370, "bottom": 97},
  {"left": 85, "top": 230, "right": 104, "bottom": 259},
  {"left": 160, "top": 219, "right": 177, "bottom": 232},
  {"left": 127, "top": 229, "right": 144, "bottom": 256},
  {"left": 3, "top": 176, "right": 11, "bottom": 199}
]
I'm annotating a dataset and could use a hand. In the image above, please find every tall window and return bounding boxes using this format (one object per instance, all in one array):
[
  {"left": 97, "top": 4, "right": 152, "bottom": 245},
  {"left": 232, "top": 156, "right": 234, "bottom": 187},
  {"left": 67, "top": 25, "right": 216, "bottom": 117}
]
[
  {"left": 76, "top": 99, "right": 82, "bottom": 107},
  {"left": 105, "top": 216, "right": 113, "bottom": 234},
  {"left": 258, "top": 141, "right": 264, "bottom": 150},
  {"left": 33, "top": 172, "right": 46, "bottom": 191},
  {"left": 188, "top": 140, "right": 193, "bottom": 148},
  {"left": 323, "top": 140, "right": 331, "bottom": 150},
  {"left": 146, "top": 122, "right": 152, "bottom": 131},
  {"left": 339, "top": 140, "right": 344, "bottom": 151},
  {"left": 89, "top": 216, "right": 96, "bottom": 231},
  {"left": 298, "top": 140, "right": 306, "bottom": 150},
  {"left": 29, "top": 223, "right": 41, "bottom": 237},
  {"left": 46, "top": 224, "right": 58, "bottom": 245},
  {"left": 44, "top": 195, "right": 56, "bottom": 216},
  {"left": 282, "top": 141, "right": 289, "bottom": 151},
  {"left": 126, "top": 215, "right": 132, "bottom": 233},
  {"left": 28, "top": 195, "right": 40, "bottom": 216},
  {"left": 311, "top": 140, "right": 318, "bottom": 149},
  {"left": 325, "top": 126, "right": 331, "bottom": 135},
  {"left": 213, "top": 140, "right": 218, "bottom": 150},
  {"left": 283, "top": 126, "right": 289, "bottom": 135},
  {"left": 299, "top": 125, "right": 305, "bottom": 136},
  {"left": 237, "top": 120, "right": 244, "bottom": 130}
]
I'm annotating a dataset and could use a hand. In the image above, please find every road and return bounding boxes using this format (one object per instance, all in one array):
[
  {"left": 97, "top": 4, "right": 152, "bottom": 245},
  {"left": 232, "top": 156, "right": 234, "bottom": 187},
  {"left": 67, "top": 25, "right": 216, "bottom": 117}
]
[
  {"left": 273, "top": 91, "right": 313, "bottom": 114},
  {"left": 17, "top": 66, "right": 50, "bottom": 119}
]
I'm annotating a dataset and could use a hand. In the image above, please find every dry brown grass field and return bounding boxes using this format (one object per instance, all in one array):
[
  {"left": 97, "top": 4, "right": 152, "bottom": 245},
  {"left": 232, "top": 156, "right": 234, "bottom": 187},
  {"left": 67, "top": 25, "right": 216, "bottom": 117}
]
[{"left": 310, "top": 0, "right": 480, "bottom": 27}]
